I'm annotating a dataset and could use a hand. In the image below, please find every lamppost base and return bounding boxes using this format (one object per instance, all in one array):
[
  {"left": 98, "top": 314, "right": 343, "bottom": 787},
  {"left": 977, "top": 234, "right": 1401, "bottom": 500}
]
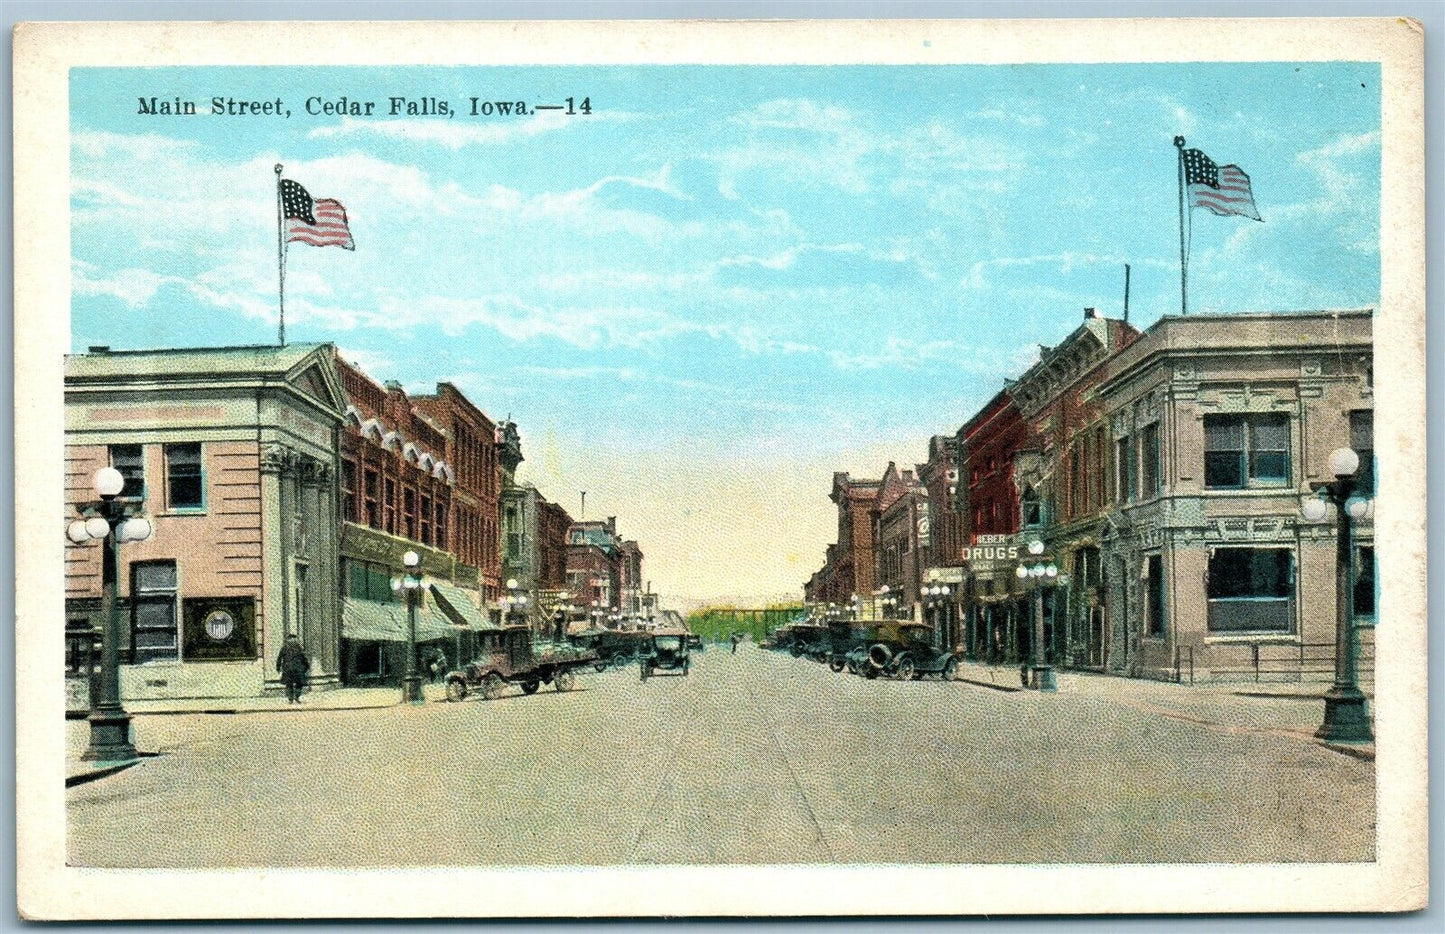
[
  {"left": 1317, "top": 686, "right": 1373, "bottom": 744},
  {"left": 401, "top": 675, "right": 426, "bottom": 705},
  {"left": 81, "top": 709, "right": 137, "bottom": 762},
  {"left": 1025, "top": 665, "right": 1058, "bottom": 693}
]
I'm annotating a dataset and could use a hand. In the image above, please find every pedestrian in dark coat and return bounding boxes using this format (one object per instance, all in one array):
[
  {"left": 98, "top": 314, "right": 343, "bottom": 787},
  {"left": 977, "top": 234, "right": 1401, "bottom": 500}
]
[{"left": 277, "top": 634, "right": 310, "bottom": 704}]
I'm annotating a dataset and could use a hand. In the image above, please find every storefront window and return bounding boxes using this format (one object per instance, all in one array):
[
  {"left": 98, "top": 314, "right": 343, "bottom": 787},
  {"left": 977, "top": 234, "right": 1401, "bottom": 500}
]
[
  {"left": 132, "top": 561, "right": 179, "bottom": 662},
  {"left": 1206, "top": 548, "right": 1294, "bottom": 633}
]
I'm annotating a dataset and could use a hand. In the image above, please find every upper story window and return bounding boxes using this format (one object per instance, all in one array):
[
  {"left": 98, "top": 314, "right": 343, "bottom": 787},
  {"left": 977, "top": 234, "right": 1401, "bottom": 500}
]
[
  {"left": 1115, "top": 435, "right": 1134, "bottom": 504},
  {"left": 110, "top": 444, "right": 145, "bottom": 500},
  {"left": 1204, "top": 414, "right": 1290, "bottom": 489},
  {"left": 1021, "top": 485, "right": 1044, "bottom": 528},
  {"left": 164, "top": 443, "right": 204, "bottom": 510},
  {"left": 1350, "top": 410, "right": 1374, "bottom": 495},
  {"left": 1140, "top": 423, "right": 1161, "bottom": 498}
]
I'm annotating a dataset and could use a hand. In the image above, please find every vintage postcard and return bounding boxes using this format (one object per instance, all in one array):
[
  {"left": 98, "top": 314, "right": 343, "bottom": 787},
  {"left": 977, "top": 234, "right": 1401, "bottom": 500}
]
[{"left": 14, "top": 17, "right": 1427, "bottom": 918}]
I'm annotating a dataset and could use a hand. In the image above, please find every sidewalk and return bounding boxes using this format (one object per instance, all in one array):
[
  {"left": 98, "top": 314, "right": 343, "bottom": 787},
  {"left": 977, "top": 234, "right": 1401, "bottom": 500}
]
[
  {"left": 66, "top": 683, "right": 454, "bottom": 785},
  {"left": 953, "top": 659, "right": 1375, "bottom": 761}
]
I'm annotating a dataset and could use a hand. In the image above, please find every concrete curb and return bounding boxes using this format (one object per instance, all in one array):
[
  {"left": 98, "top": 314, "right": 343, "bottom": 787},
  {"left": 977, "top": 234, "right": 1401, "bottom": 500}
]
[{"left": 125, "top": 702, "right": 403, "bottom": 716}]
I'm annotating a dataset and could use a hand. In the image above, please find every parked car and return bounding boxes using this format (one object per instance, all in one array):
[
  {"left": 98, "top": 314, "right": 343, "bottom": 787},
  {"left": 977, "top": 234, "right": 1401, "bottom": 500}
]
[
  {"left": 640, "top": 628, "right": 691, "bottom": 679},
  {"left": 445, "top": 625, "right": 597, "bottom": 701},
  {"left": 862, "top": 622, "right": 961, "bottom": 681}
]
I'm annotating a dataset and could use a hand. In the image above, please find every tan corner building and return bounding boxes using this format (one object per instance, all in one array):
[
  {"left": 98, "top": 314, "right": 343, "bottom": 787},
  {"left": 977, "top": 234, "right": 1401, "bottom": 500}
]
[
  {"left": 1097, "top": 311, "right": 1375, "bottom": 682},
  {"left": 64, "top": 343, "right": 346, "bottom": 700}
]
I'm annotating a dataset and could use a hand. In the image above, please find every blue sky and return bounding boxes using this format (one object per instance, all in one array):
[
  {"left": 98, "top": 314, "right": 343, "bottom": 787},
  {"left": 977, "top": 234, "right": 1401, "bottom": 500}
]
[{"left": 70, "top": 63, "right": 1381, "bottom": 602}]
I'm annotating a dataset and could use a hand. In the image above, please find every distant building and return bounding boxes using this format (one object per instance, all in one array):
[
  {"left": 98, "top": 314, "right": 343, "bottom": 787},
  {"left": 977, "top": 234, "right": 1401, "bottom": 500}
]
[
  {"left": 872, "top": 462, "right": 928, "bottom": 619},
  {"left": 567, "top": 517, "right": 623, "bottom": 624},
  {"left": 829, "top": 471, "right": 883, "bottom": 607},
  {"left": 502, "top": 482, "right": 575, "bottom": 627},
  {"left": 64, "top": 343, "right": 346, "bottom": 700}
]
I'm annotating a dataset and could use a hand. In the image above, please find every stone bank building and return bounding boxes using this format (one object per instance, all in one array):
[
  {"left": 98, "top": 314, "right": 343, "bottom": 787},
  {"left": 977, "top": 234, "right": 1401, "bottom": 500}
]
[
  {"left": 64, "top": 344, "right": 346, "bottom": 699},
  {"left": 1097, "top": 310, "right": 1375, "bottom": 681}
]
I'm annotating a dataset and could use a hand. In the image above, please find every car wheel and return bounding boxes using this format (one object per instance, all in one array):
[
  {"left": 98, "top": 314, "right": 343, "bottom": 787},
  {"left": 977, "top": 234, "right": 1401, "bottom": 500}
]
[
  {"left": 556, "top": 670, "right": 577, "bottom": 692},
  {"left": 893, "top": 655, "right": 915, "bottom": 681},
  {"left": 942, "top": 657, "right": 959, "bottom": 681},
  {"left": 481, "top": 673, "right": 505, "bottom": 700},
  {"left": 829, "top": 657, "right": 846, "bottom": 673},
  {"left": 522, "top": 680, "right": 540, "bottom": 695},
  {"left": 593, "top": 659, "right": 608, "bottom": 672},
  {"left": 445, "top": 677, "right": 468, "bottom": 702}
]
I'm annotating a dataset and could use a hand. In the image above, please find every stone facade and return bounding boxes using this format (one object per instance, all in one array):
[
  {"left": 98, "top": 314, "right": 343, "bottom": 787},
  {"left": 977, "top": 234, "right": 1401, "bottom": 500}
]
[
  {"left": 1096, "top": 310, "right": 1375, "bottom": 682},
  {"left": 64, "top": 343, "right": 345, "bottom": 699}
]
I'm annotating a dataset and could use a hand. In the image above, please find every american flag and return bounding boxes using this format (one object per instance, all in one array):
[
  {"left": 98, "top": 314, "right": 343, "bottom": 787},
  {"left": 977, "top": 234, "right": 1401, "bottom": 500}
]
[
  {"left": 281, "top": 178, "right": 355, "bottom": 250},
  {"left": 1182, "top": 147, "right": 1262, "bottom": 222}
]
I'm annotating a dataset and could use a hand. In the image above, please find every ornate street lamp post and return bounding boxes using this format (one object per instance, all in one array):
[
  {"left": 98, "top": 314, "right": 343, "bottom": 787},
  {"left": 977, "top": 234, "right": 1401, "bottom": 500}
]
[
  {"left": 1015, "top": 539, "right": 1059, "bottom": 693},
  {"left": 398, "top": 550, "right": 424, "bottom": 705},
  {"left": 1302, "top": 447, "right": 1374, "bottom": 744},
  {"left": 67, "top": 466, "right": 152, "bottom": 762}
]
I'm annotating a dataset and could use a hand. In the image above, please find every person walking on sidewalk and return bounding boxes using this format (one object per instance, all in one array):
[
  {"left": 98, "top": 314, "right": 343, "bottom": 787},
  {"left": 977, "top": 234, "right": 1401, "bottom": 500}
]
[
  {"left": 277, "top": 634, "right": 310, "bottom": 704},
  {"left": 730, "top": 632, "right": 742, "bottom": 655}
]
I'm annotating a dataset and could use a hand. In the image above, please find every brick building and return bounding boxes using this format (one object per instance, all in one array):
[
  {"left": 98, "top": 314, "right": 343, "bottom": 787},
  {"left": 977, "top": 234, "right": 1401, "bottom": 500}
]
[
  {"left": 333, "top": 355, "right": 496, "bottom": 683},
  {"left": 828, "top": 472, "right": 882, "bottom": 610},
  {"left": 872, "top": 462, "right": 929, "bottom": 619},
  {"left": 955, "top": 388, "right": 1030, "bottom": 660},
  {"left": 1006, "top": 308, "right": 1139, "bottom": 671},
  {"left": 567, "top": 517, "right": 623, "bottom": 624}
]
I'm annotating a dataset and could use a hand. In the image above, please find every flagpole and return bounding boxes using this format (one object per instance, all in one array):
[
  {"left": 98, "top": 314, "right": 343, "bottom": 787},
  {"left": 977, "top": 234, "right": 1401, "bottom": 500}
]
[
  {"left": 1173, "top": 136, "right": 1188, "bottom": 316},
  {"left": 275, "top": 163, "right": 287, "bottom": 345}
]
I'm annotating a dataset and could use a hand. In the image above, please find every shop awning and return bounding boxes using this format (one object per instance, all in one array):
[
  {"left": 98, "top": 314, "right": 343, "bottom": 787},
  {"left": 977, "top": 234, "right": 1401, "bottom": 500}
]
[
  {"left": 342, "top": 598, "right": 462, "bottom": 644},
  {"left": 428, "top": 582, "right": 492, "bottom": 630}
]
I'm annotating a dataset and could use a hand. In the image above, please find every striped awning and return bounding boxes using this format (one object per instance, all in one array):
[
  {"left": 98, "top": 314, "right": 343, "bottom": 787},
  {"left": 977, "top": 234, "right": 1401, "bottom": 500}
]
[
  {"left": 428, "top": 582, "right": 493, "bottom": 630},
  {"left": 342, "top": 598, "right": 461, "bottom": 644}
]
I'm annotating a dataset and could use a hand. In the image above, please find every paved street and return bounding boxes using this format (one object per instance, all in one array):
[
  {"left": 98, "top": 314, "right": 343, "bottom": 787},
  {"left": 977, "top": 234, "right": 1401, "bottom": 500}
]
[{"left": 68, "top": 645, "right": 1374, "bottom": 867}]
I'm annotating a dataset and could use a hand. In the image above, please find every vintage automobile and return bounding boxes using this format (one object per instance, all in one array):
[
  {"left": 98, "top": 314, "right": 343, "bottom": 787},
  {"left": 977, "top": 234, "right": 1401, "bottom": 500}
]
[
  {"left": 862, "top": 622, "right": 962, "bottom": 681},
  {"left": 445, "top": 625, "right": 597, "bottom": 701},
  {"left": 786, "top": 621, "right": 829, "bottom": 659},
  {"left": 587, "top": 628, "right": 654, "bottom": 670},
  {"left": 640, "top": 628, "right": 691, "bottom": 679}
]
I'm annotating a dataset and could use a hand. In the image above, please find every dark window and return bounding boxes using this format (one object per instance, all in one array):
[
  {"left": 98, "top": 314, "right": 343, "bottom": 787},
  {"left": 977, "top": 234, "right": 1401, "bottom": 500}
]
[
  {"left": 403, "top": 487, "right": 417, "bottom": 540},
  {"left": 1204, "top": 414, "right": 1291, "bottom": 488},
  {"left": 164, "top": 443, "right": 203, "bottom": 509},
  {"left": 383, "top": 478, "right": 396, "bottom": 533},
  {"left": 420, "top": 494, "right": 433, "bottom": 546},
  {"left": 363, "top": 469, "right": 379, "bottom": 527},
  {"left": 1354, "top": 545, "right": 1376, "bottom": 621},
  {"left": 435, "top": 501, "right": 448, "bottom": 550},
  {"left": 1021, "top": 486, "right": 1043, "bottom": 528},
  {"left": 1116, "top": 436, "right": 1133, "bottom": 503},
  {"left": 110, "top": 444, "right": 145, "bottom": 500},
  {"left": 1206, "top": 548, "right": 1294, "bottom": 633},
  {"left": 341, "top": 460, "right": 357, "bottom": 523},
  {"left": 1145, "top": 554, "right": 1165, "bottom": 636},
  {"left": 1350, "top": 410, "right": 1374, "bottom": 495},
  {"left": 131, "top": 561, "right": 179, "bottom": 662},
  {"left": 1140, "top": 423, "right": 1161, "bottom": 497}
]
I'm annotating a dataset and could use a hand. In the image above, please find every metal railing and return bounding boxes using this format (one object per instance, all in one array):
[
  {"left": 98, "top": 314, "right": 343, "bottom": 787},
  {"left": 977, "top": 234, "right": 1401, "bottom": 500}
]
[{"left": 1206, "top": 636, "right": 1375, "bottom": 684}]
